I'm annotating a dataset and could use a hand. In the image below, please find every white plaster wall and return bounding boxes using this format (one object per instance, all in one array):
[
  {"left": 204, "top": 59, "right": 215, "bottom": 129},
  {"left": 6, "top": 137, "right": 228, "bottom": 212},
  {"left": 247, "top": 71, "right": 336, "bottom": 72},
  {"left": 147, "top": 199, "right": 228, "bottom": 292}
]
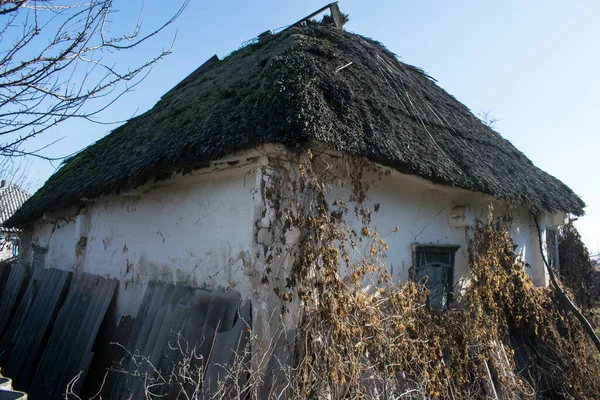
[
  {"left": 29, "top": 216, "right": 78, "bottom": 270},
  {"left": 0, "top": 231, "right": 17, "bottom": 260},
  {"left": 328, "top": 166, "right": 558, "bottom": 289},
  {"left": 29, "top": 163, "right": 259, "bottom": 318}
]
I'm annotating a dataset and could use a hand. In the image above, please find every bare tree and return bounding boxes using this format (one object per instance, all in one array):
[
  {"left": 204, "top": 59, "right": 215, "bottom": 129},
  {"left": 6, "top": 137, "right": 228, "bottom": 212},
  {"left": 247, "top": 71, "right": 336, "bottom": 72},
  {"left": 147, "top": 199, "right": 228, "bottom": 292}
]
[
  {"left": 0, "top": 0, "right": 189, "bottom": 159},
  {"left": 478, "top": 109, "right": 500, "bottom": 129}
]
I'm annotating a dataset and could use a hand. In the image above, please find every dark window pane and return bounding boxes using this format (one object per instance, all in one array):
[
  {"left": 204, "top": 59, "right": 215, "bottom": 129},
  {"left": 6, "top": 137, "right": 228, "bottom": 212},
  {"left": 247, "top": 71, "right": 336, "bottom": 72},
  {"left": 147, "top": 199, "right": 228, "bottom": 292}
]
[{"left": 414, "top": 246, "right": 457, "bottom": 310}]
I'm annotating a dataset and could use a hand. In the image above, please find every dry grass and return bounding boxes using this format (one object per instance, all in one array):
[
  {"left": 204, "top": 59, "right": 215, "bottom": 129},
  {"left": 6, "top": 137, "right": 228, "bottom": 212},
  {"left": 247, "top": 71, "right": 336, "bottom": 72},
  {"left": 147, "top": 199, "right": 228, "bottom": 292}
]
[{"left": 284, "top": 153, "right": 600, "bottom": 399}]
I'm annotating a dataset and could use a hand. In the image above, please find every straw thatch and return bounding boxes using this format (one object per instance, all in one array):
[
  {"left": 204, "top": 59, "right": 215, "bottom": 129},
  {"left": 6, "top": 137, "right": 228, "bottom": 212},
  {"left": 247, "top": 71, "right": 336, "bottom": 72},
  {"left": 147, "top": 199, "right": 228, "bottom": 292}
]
[{"left": 6, "top": 23, "right": 584, "bottom": 227}]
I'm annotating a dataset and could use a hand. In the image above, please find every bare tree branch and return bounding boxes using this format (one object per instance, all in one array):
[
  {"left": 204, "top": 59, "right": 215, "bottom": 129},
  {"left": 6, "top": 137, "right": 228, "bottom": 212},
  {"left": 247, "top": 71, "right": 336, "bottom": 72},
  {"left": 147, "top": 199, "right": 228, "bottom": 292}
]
[{"left": 0, "top": 0, "right": 189, "bottom": 159}]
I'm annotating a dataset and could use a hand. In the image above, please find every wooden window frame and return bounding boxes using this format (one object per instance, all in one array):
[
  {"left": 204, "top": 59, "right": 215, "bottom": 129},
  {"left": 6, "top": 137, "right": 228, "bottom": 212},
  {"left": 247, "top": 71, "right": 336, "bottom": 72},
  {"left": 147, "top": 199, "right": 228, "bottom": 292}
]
[{"left": 412, "top": 244, "right": 460, "bottom": 310}]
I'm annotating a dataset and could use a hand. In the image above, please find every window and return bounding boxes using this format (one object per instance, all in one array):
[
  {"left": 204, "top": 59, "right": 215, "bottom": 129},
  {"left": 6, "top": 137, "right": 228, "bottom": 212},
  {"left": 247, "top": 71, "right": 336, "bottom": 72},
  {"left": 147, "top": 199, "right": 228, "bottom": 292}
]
[
  {"left": 413, "top": 245, "right": 459, "bottom": 310},
  {"left": 545, "top": 229, "right": 559, "bottom": 272}
]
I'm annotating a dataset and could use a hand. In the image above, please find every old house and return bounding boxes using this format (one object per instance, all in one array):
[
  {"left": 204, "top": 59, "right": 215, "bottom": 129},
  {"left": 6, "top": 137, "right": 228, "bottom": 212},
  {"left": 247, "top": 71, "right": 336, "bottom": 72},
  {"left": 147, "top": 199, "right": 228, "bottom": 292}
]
[
  {"left": 0, "top": 7, "right": 584, "bottom": 399},
  {"left": 0, "top": 181, "right": 30, "bottom": 261}
]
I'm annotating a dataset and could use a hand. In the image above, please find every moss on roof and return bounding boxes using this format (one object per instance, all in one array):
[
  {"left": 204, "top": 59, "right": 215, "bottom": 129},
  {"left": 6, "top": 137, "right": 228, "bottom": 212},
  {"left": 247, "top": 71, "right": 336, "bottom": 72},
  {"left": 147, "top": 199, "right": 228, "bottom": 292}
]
[{"left": 6, "top": 24, "right": 584, "bottom": 227}]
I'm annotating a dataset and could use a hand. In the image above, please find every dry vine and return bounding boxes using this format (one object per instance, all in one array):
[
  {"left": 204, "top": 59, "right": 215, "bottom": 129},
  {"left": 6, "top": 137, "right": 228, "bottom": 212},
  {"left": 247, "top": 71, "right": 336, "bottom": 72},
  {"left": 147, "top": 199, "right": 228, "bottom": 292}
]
[
  {"left": 558, "top": 220, "right": 599, "bottom": 310},
  {"left": 267, "top": 150, "right": 600, "bottom": 399}
]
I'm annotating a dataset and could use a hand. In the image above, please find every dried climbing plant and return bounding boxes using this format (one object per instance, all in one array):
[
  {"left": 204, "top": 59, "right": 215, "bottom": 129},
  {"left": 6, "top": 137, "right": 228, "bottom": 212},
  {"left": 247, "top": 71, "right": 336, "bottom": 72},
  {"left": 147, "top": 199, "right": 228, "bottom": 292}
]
[
  {"left": 558, "top": 220, "right": 600, "bottom": 310},
  {"left": 258, "top": 150, "right": 600, "bottom": 399}
]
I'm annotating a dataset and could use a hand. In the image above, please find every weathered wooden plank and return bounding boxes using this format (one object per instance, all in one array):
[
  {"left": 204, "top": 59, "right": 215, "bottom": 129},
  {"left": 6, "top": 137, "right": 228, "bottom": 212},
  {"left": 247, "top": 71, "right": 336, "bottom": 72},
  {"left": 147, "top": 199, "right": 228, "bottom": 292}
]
[
  {"left": 111, "top": 282, "right": 243, "bottom": 399},
  {"left": 0, "top": 264, "right": 27, "bottom": 336},
  {"left": 0, "top": 266, "right": 48, "bottom": 365},
  {"left": 202, "top": 299, "right": 251, "bottom": 396},
  {"left": 0, "top": 267, "right": 71, "bottom": 391},
  {"left": 111, "top": 282, "right": 195, "bottom": 399},
  {"left": 29, "top": 273, "right": 117, "bottom": 399}
]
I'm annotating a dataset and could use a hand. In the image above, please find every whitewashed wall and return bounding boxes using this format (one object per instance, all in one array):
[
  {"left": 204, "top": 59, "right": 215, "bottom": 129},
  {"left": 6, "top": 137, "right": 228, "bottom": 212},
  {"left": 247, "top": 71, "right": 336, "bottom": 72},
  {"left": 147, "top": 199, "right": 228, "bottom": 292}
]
[
  {"left": 22, "top": 145, "right": 563, "bottom": 321},
  {"left": 0, "top": 232, "right": 17, "bottom": 261},
  {"left": 26, "top": 160, "right": 261, "bottom": 319},
  {"left": 326, "top": 162, "right": 560, "bottom": 289}
]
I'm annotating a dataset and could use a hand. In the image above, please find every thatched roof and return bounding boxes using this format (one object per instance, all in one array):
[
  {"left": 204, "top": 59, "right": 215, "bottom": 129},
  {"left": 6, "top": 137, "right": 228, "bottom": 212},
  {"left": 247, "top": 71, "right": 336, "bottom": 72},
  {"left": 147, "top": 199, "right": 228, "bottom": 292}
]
[{"left": 6, "top": 24, "right": 584, "bottom": 227}]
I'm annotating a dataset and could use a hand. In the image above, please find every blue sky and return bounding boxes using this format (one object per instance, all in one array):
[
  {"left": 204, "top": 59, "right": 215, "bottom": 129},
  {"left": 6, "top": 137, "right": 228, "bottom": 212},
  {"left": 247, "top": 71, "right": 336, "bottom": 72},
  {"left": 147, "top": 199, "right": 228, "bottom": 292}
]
[{"left": 20, "top": 1, "right": 600, "bottom": 254}]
